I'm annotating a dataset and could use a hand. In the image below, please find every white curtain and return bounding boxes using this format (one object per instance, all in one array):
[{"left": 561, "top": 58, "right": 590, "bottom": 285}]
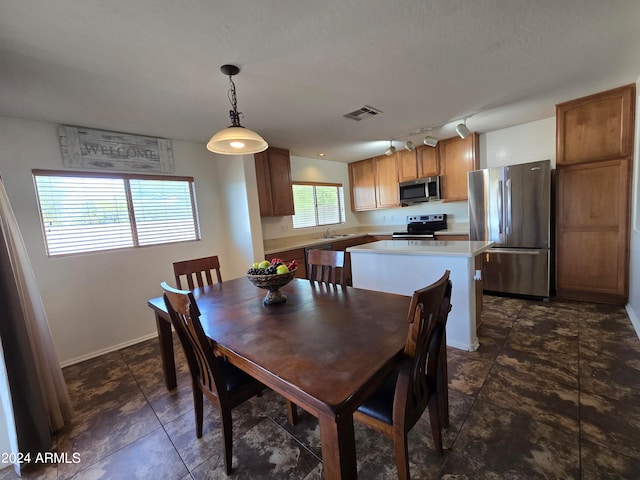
[{"left": 0, "top": 176, "right": 73, "bottom": 469}]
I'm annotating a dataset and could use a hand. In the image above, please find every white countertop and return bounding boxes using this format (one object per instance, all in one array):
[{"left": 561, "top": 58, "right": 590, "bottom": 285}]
[
  {"left": 263, "top": 224, "right": 469, "bottom": 255},
  {"left": 346, "top": 239, "right": 494, "bottom": 257}
]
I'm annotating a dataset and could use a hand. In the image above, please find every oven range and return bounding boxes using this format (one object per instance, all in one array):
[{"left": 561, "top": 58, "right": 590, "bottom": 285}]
[{"left": 392, "top": 214, "right": 447, "bottom": 240}]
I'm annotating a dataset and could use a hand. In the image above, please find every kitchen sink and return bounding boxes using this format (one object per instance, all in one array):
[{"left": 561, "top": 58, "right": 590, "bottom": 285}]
[{"left": 314, "top": 233, "right": 357, "bottom": 240}]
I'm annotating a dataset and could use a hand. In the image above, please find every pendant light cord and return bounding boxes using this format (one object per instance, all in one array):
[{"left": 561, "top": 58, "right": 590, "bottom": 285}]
[{"left": 227, "top": 76, "right": 244, "bottom": 127}]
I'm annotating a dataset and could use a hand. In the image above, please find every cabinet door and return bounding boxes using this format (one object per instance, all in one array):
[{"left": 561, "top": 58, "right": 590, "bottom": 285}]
[
  {"left": 438, "top": 133, "right": 479, "bottom": 202},
  {"left": 397, "top": 149, "right": 418, "bottom": 182},
  {"left": 255, "top": 147, "right": 294, "bottom": 216},
  {"left": 267, "top": 147, "right": 295, "bottom": 216},
  {"left": 348, "top": 159, "right": 377, "bottom": 211},
  {"left": 266, "top": 248, "right": 306, "bottom": 278},
  {"left": 417, "top": 145, "right": 439, "bottom": 178},
  {"left": 254, "top": 151, "right": 274, "bottom": 216},
  {"left": 375, "top": 154, "right": 399, "bottom": 208},
  {"left": 557, "top": 84, "right": 635, "bottom": 165},
  {"left": 555, "top": 158, "right": 630, "bottom": 304}
]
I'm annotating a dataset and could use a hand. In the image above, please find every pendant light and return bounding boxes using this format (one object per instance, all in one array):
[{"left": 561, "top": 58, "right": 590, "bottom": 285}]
[{"left": 206, "top": 64, "right": 268, "bottom": 155}]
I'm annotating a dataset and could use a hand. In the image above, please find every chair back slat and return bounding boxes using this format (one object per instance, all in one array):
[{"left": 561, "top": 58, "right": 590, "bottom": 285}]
[
  {"left": 173, "top": 256, "right": 222, "bottom": 289},
  {"left": 394, "top": 270, "right": 451, "bottom": 430},
  {"left": 161, "top": 282, "right": 227, "bottom": 401},
  {"left": 307, "top": 249, "right": 345, "bottom": 285}
]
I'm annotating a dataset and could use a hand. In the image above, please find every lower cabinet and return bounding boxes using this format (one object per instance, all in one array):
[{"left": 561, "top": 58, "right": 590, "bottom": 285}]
[
  {"left": 435, "top": 234, "right": 469, "bottom": 241},
  {"left": 265, "top": 248, "right": 307, "bottom": 279}
]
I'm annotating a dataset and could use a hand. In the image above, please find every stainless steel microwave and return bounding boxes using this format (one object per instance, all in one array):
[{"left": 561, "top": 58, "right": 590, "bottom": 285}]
[{"left": 399, "top": 177, "right": 441, "bottom": 204}]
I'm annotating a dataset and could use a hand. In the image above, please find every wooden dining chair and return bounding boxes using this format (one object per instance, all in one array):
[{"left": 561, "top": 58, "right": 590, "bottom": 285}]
[
  {"left": 307, "top": 249, "right": 345, "bottom": 285},
  {"left": 353, "top": 270, "right": 452, "bottom": 480},
  {"left": 161, "top": 282, "right": 266, "bottom": 475},
  {"left": 173, "top": 255, "right": 222, "bottom": 289}
]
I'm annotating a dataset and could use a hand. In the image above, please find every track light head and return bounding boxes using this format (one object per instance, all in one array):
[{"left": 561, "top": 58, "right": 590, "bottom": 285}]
[
  {"left": 404, "top": 140, "right": 415, "bottom": 151},
  {"left": 423, "top": 135, "right": 438, "bottom": 147},
  {"left": 456, "top": 120, "right": 471, "bottom": 139},
  {"left": 385, "top": 144, "right": 396, "bottom": 156}
]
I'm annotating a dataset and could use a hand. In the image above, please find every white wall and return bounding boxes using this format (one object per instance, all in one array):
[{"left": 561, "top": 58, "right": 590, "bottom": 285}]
[
  {"left": 627, "top": 81, "right": 640, "bottom": 335},
  {"left": 482, "top": 117, "right": 556, "bottom": 169},
  {"left": 260, "top": 154, "right": 361, "bottom": 239},
  {"left": 0, "top": 116, "right": 258, "bottom": 364}
]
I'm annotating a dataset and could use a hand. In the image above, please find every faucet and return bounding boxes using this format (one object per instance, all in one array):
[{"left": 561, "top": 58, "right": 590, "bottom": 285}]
[{"left": 324, "top": 227, "right": 332, "bottom": 238}]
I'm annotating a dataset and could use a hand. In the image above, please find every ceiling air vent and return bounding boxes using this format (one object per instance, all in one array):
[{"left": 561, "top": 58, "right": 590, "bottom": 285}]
[{"left": 343, "top": 105, "right": 383, "bottom": 121}]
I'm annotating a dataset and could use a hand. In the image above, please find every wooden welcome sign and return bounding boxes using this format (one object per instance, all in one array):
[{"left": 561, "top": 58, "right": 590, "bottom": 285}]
[{"left": 59, "top": 125, "right": 174, "bottom": 173}]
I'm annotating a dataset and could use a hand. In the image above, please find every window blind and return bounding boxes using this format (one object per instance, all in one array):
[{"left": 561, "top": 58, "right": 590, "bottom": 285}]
[
  {"left": 292, "top": 183, "right": 345, "bottom": 229},
  {"left": 34, "top": 171, "right": 200, "bottom": 256}
]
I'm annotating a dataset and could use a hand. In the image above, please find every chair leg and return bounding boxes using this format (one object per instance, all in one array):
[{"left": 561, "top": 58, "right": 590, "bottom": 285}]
[
  {"left": 221, "top": 408, "right": 234, "bottom": 475},
  {"left": 192, "top": 385, "right": 204, "bottom": 438},
  {"left": 438, "top": 342, "right": 450, "bottom": 428},
  {"left": 286, "top": 400, "right": 298, "bottom": 426},
  {"left": 393, "top": 433, "right": 410, "bottom": 480},
  {"left": 428, "top": 396, "right": 443, "bottom": 455}
]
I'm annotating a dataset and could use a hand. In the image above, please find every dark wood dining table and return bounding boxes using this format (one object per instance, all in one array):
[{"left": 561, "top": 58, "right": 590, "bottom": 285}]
[{"left": 147, "top": 277, "right": 410, "bottom": 479}]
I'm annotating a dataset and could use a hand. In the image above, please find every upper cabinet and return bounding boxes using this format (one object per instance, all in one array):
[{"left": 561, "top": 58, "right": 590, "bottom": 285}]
[
  {"left": 348, "top": 157, "right": 377, "bottom": 211},
  {"left": 255, "top": 147, "right": 295, "bottom": 216},
  {"left": 348, "top": 154, "right": 399, "bottom": 211},
  {"left": 397, "top": 145, "right": 439, "bottom": 182},
  {"left": 375, "top": 154, "right": 400, "bottom": 208},
  {"left": 556, "top": 84, "right": 635, "bottom": 165},
  {"left": 438, "top": 133, "right": 479, "bottom": 202}
]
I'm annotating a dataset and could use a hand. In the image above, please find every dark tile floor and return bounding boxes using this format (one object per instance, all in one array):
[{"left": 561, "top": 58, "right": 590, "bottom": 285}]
[{"left": 5, "top": 295, "right": 640, "bottom": 479}]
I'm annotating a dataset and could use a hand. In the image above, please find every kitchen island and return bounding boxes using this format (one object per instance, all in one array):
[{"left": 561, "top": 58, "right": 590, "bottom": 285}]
[{"left": 347, "top": 240, "right": 494, "bottom": 351}]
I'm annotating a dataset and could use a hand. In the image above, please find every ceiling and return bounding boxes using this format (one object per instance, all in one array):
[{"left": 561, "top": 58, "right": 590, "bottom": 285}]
[{"left": 1, "top": 1, "right": 640, "bottom": 163}]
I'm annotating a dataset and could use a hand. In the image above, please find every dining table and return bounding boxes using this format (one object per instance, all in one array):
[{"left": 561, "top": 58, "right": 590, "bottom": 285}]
[{"left": 147, "top": 277, "right": 410, "bottom": 479}]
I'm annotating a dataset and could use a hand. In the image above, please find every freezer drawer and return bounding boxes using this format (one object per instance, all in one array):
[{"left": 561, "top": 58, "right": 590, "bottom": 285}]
[{"left": 482, "top": 248, "right": 549, "bottom": 298}]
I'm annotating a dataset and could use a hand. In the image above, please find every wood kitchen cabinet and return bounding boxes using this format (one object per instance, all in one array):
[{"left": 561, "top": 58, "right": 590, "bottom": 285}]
[
  {"left": 556, "top": 84, "right": 634, "bottom": 165},
  {"left": 265, "top": 247, "right": 307, "bottom": 279},
  {"left": 348, "top": 158, "right": 377, "bottom": 211},
  {"left": 348, "top": 154, "right": 399, "bottom": 211},
  {"left": 397, "top": 145, "right": 439, "bottom": 182},
  {"left": 255, "top": 147, "right": 295, "bottom": 216},
  {"left": 555, "top": 84, "right": 635, "bottom": 305},
  {"left": 375, "top": 154, "right": 400, "bottom": 208},
  {"left": 555, "top": 159, "right": 630, "bottom": 304},
  {"left": 438, "top": 133, "right": 479, "bottom": 202}
]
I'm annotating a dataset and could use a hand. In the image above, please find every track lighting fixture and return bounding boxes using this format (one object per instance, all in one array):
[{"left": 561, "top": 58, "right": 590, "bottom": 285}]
[
  {"left": 423, "top": 128, "right": 438, "bottom": 147},
  {"left": 207, "top": 64, "right": 268, "bottom": 155},
  {"left": 404, "top": 140, "right": 415, "bottom": 152},
  {"left": 385, "top": 141, "right": 396, "bottom": 156},
  {"left": 456, "top": 119, "right": 471, "bottom": 139}
]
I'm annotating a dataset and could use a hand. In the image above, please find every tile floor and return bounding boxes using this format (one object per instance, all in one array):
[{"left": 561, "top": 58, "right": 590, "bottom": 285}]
[{"left": 5, "top": 295, "right": 640, "bottom": 479}]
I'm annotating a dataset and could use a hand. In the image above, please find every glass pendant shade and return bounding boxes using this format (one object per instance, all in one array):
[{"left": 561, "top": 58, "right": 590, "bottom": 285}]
[{"left": 206, "top": 126, "right": 268, "bottom": 154}]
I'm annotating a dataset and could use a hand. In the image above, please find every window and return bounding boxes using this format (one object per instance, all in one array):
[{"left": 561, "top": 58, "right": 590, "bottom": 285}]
[
  {"left": 292, "top": 182, "right": 345, "bottom": 229},
  {"left": 33, "top": 170, "right": 200, "bottom": 256}
]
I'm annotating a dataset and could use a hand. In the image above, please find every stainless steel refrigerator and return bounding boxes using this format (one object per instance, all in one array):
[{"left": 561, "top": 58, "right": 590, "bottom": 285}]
[{"left": 468, "top": 160, "right": 551, "bottom": 298}]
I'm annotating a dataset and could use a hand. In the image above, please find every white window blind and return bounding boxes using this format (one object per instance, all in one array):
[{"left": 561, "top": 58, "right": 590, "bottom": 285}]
[
  {"left": 34, "top": 170, "right": 200, "bottom": 256},
  {"left": 292, "top": 183, "right": 345, "bottom": 229}
]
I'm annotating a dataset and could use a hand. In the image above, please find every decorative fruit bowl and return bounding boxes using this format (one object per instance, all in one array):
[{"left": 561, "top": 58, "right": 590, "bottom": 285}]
[{"left": 246, "top": 268, "right": 297, "bottom": 305}]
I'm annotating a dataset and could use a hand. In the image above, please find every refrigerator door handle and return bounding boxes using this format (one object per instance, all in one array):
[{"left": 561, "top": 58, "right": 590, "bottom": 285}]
[
  {"left": 497, "top": 180, "right": 503, "bottom": 234},
  {"left": 486, "top": 248, "right": 541, "bottom": 255},
  {"left": 505, "top": 178, "right": 512, "bottom": 235}
]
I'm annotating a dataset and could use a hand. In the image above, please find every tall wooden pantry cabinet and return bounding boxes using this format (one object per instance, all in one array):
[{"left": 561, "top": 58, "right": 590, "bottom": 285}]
[{"left": 555, "top": 84, "right": 635, "bottom": 305}]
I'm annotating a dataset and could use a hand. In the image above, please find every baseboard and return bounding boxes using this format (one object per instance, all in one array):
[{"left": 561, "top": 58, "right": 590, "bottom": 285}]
[
  {"left": 59, "top": 331, "right": 160, "bottom": 368},
  {"left": 627, "top": 304, "right": 640, "bottom": 340}
]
